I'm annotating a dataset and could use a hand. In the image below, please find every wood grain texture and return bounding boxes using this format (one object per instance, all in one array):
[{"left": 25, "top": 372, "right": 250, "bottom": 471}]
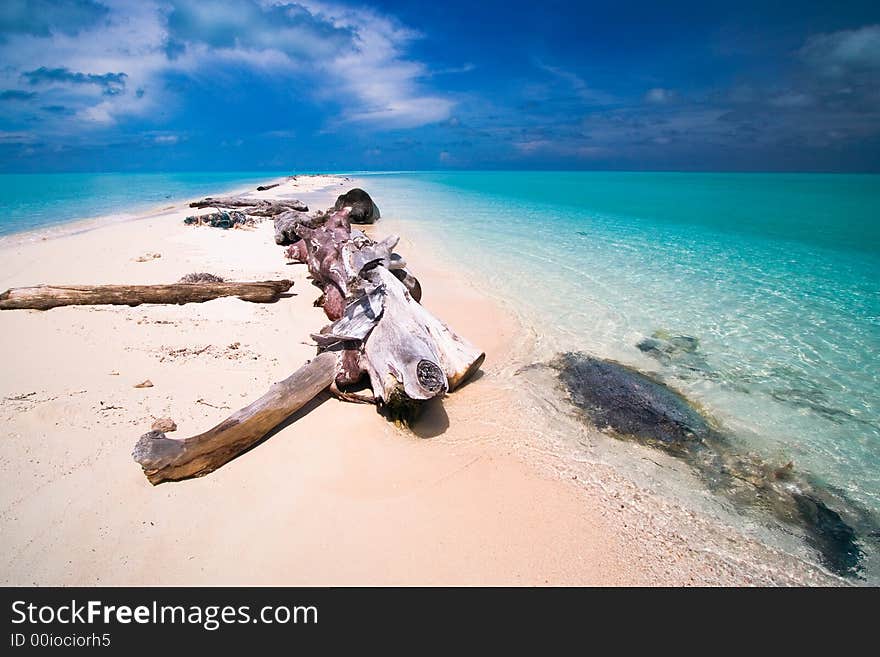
[
  {"left": 189, "top": 197, "right": 307, "bottom": 215},
  {"left": 132, "top": 352, "right": 336, "bottom": 484},
  {"left": 0, "top": 280, "right": 292, "bottom": 310}
]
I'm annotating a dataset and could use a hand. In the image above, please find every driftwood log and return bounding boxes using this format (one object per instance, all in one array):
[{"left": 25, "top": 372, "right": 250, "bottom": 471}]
[
  {"left": 132, "top": 187, "right": 484, "bottom": 483},
  {"left": 0, "top": 280, "right": 292, "bottom": 310},
  {"left": 278, "top": 193, "right": 484, "bottom": 417},
  {"left": 189, "top": 197, "right": 308, "bottom": 216},
  {"left": 133, "top": 353, "right": 336, "bottom": 484}
]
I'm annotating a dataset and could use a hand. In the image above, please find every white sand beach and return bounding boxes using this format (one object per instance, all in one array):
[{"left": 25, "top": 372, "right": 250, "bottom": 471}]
[{"left": 0, "top": 175, "right": 839, "bottom": 586}]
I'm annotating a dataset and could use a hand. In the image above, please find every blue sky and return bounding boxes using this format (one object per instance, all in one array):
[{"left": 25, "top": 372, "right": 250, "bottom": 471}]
[{"left": 1, "top": 0, "right": 879, "bottom": 172}]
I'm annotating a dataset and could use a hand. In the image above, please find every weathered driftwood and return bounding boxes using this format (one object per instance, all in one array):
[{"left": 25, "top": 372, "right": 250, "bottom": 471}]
[
  {"left": 391, "top": 269, "right": 422, "bottom": 303},
  {"left": 189, "top": 197, "right": 307, "bottom": 216},
  {"left": 131, "top": 187, "right": 484, "bottom": 483},
  {"left": 295, "top": 202, "right": 485, "bottom": 417},
  {"left": 256, "top": 183, "right": 280, "bottom": 191},
  {"left": 132, "top": 353, "right": 336, "bottom": 484},
  {"left": 274, "top": 210, "right": 326, "bottom": 245},
  {"left": 0, "top": 280, "right": 292, "bottom": 310}
]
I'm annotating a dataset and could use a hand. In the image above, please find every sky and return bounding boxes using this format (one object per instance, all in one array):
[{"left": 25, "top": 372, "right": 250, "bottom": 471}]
[{"left": 1, "top": 0, "right": 879, "bottom": 172}]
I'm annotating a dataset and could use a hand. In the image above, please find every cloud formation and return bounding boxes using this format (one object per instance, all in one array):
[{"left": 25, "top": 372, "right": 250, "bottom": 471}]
[
  {"left": 800, "top": 24, "right": 880, "bottom": 76},
  {"left": 0, "top": 0, "right": 454, "bottom": 138},
  {"left": 0, "top": 90, "right": 36, "bottom": 101},
  {"left": 0, "top": 0, "right": 109, "bottom": 38},
  {"left": 0, "top": 2, "right": 877, "bottom": 171},
  {"left": 23, "top": 67, "right": 127, "bottom": 95},
  {"left": 448, "top": 23, "right": 880, "bottom": 170}
]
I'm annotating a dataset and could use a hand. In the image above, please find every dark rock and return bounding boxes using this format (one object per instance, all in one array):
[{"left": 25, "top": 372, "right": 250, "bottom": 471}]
[
  {"left": 334, "top": 188, "right": 380, "bottom": 224},
  {"left": 551, "top": 352, "right": 711, "bottom": 451},
  {"left": 548, "top": 351, "right": 872, "bottom": 578}
]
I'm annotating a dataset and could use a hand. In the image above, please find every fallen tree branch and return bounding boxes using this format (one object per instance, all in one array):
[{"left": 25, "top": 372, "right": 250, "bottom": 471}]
[
  {"left": 132, "top": 352, "right": 336, "bottom": 484},
  {"left": 188, "top": 197, "right": 308, "bottom": 216},
  {"left": 130, "top": 187, "right": 484, "bottom": 484},
  {"left": 289, "top": 190, "right": 485, "bottom": 419},
  {"left": 0, "top": 280, "right": 292, "bottom": 310}
]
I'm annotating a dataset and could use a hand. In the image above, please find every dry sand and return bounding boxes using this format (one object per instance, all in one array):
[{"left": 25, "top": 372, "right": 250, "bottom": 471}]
[{"left": 0, "top": 175, "right": 837, "bottom": 585}]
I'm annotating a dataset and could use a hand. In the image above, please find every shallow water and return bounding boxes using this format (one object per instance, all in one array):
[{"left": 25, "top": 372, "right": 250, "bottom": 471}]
[
  {"left": 356, "top": 171, "right": 880, "bottom": 576},
  {"left": 0, "top": 171, "right": 289, "bottom": 236}
]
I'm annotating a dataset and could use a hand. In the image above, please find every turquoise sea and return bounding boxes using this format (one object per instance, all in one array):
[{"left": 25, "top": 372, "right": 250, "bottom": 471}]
[
  {"left": 356, "top": 171, "right": 880, "bottom": 573},
  {"left": 2, "top": 169, "right": 879, "bottom": 577},
  {"left": 0, "top": 171, "right": 288, "bottom": 236}
]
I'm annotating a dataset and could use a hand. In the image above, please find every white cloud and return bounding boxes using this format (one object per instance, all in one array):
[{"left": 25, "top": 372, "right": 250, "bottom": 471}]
[
  {"left": 431, "top": 63, "right": 475, "bottom": 76},
  {"left": 801, "top": 24, "right": 880, "bottom": 76},
  {"left": 0, "top": 0, "right": 454, "bottom": 135},
  {"left": 514, "top": 138, "right": 605, "bottom": 158},
  {"left": 644, "top": 87, "right": 676, "bottom": 104},
  {"left": 535, "top": 61, "right": 615, "bottom": 105},
  {"left": 303, "top": 0, "right": 454, "bottom": 128},
  {"left": 769, "top": 92, "right": 814, "bottom": 108}
]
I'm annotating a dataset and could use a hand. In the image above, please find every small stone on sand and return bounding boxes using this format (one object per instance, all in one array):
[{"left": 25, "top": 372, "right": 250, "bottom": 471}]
[
  {"left": 151, "top": 417, "right": 177, "bottom": 432},
  {"left": 134, "top": 380, "right": 153, "bottom": 388},
  {"left": 134, "top": 253, "right": 161, "bottom": 262}
]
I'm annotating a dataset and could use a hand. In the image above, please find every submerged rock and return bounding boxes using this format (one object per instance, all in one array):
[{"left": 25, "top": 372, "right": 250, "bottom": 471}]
[
  {"left": 334, "top": 188, "right": 380, "bottom": 224},
  {"left": 792, "top": 492, "right": 862, "bottom": 577},
  {"left": 550, "top": 352, "right": 712, "bottom": 454},
  {"left": 550, "top": 351, "right": 872, "bottom": 578},
  {"left": 636, "top": 330, "right": 710, "bottom": 374}
]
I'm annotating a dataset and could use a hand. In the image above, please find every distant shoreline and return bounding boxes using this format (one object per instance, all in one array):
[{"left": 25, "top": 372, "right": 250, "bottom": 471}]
[{"left": 0, "top": 172, "right": 297, "bottom": 242}]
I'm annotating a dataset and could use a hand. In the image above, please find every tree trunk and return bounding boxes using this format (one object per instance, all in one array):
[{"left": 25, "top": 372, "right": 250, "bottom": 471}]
[
  {"left": 0, "top": 280, "right": 292, "bottom": 310},
  {"left": 189, "top": 197, "right": 308, "bottom": 215},
  {"left": 295, "top": 208, "right": 485, "bottom": 419},
  {"left": 132, "top": 352, "right": 336, "bottom": 484},
  {"left": 128, "top": 187, "right": 485, "bottom": 483}
]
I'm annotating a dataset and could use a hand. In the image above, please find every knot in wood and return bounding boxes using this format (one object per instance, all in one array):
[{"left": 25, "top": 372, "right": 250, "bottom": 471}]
[{"left": 416, "top": 359, "right": 445, "bottom": 393}]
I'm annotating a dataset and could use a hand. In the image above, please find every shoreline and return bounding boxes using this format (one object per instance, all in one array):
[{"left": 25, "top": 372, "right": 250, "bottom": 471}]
[
  {"left": 0, "top": 174, "right": 842, "bottom": 585},
  {"left": 0, "top": 173, "right": 310, "bottom": 247},
  {"left": 369, "top": 188, "right": 846, "bottom": 586}
]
